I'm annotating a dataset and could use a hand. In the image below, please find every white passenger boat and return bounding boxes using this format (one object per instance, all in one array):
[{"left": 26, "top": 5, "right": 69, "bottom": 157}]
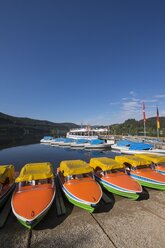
[{"left": 66, "top": 127, "right": 108, "bottom": 140}]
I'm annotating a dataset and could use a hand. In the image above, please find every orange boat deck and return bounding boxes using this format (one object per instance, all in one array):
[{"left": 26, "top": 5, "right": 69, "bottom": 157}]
[
  {"left": 156, "top": 165, "right": 165, "bottom": 172},
  {"left": 131, "top": 168, "right": 165, "bottom": 182},
  {"left": 59, "top": 171, "right": 102, "bottom": 204},
  {"left": 95, "top": 171, "right": 142, "bottom": 192},
  {"left": 12, "top": 183, "right": 55, "bottom": 220}
]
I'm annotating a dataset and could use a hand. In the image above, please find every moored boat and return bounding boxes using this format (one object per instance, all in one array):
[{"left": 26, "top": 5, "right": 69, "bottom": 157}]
[
  {"left": 70, "top": 139, "right": 89, "bottom": 148},
  {"left": 40, "top": 136, "right": 54, "bottom": 143},
  {"left": 89, "top": 157, "right": 142, "bottom": 200},
  {"left": 0, "top": 165, "right": 15, "bottom": 208},
  {"left": 111, "top": 139, "right": 153, "bottom": 152},
  {"left": 57, "top": 160, "right": 102, "bottom": 213},
  {"left": 111, "top": 139, "right": 165, "bottom": 155},
  {"left": 111, "top": 140, "right": 131, "bottom": 151},
  {"left": 58, "top": 138, "right": 75, "bottom": 146},
  {"left": 84, "top": 139, "right": 111, "bottom": 149},
  {"left": 119, "top": 148, "right": 165, "bottom": 156},
  {"left": 134, "top": 154, "right": 165, "bottom": 175},
  {"left": 115, "top": 155, "right": 165, "bottom": 190},
  {"left": 50, "top": 137, "right": 66, "bottom": 146},
  {"left": 11, "top": 162, "right": 55, "bottom": 229}
]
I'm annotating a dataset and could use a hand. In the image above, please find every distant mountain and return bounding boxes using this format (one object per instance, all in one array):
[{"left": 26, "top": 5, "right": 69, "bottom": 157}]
[
  {"left": 0, "top": 112, "right": 79, "bottom": 140},
  {"left": 109, "top": 117, "right": 165, "bottom": 136}
]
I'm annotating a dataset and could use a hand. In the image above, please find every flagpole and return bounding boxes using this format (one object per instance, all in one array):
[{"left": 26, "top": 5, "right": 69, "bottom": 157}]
[
  {"left": 156, "top": 106, "right": 160, "bottom": 138},
  {"left": 144, "top": 121, "right": 146, "bottom": 137},
  {"left": 157, "top": 127, "right": 159, "bottom": 138},
  {"left": 142, "top": 101, "right": 146, "bottom": 137}
]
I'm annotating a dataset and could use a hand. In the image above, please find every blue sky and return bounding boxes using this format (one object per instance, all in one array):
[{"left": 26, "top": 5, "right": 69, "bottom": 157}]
[{"left": 0, "top": 0, "right": 165, "bottom": 125}]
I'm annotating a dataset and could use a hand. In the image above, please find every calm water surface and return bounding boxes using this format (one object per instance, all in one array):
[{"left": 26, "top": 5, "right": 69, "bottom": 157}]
[{"left": 0, "top": 143, "right": 120, "bottom": 171}]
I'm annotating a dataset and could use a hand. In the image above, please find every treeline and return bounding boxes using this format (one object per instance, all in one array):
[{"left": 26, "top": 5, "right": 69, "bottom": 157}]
[
  {"left": 109, "top": 117, "right": 165, "bottom": 136},
  {"left": 0, "top": 112, "right": 79, "bottom": 142},
  {"left": 0, "top": 112, "right": 165, "bottom": 143}
]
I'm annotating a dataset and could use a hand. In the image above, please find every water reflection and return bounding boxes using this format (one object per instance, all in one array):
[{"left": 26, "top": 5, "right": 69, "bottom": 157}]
[
  {"left": 0, "top": 136, "right": 40, "bottom": 150},
  {"left": 0, "top": 142, "right": 121, "bottom": 171}
]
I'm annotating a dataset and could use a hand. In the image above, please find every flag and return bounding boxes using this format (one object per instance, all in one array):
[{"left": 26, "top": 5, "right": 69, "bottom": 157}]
[
  {"left": 142, "top": 101, "right": 146, "bottom": 123},
  {"left": 157, "top": 107, "right": 160, "bottom": 129}
]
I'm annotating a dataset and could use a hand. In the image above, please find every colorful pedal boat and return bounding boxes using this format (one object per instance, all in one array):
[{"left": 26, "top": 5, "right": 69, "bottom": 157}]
[
  {"left": 89, "top": 157, "right": 142, "bottom": 200},
  {"left": 0, "top": 165, "right": 15, "bottom": 208},
  {"left": 115, "top": 156, "right": 165, "bottom": 190},
  {"left": 135, "top": 154, "right": 165, "bottom": 175},
  {"left": 11, "top": 162, "right": 55, "bottom": 229},
  {"left": 57, "top": 160, "right": 102, "bottom": 213}
]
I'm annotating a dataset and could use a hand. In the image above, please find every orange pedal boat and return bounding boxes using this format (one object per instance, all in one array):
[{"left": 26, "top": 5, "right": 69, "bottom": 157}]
[
  {"left": 57, "top": 160, "right": 102, "bottom": 213},
  {"left": 135, "top": 154, "right": 165, "bottom": 175},
  {"left": 0, "top": 164, "right": 15, "bottom": 208},
  {"left": 11, "top": 162, "right": 55, "bottom": 229},
  {"left": 89, "top": 157, "right": 142, "bottom": 200},
  {"left": 115, "top": 155, "right": 165, "bottom": 190}
]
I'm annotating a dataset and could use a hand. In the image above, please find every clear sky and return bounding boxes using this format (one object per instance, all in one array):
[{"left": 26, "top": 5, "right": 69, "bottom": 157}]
[{"left": 0, "top": 0, "right": 165, "bottom": 125}]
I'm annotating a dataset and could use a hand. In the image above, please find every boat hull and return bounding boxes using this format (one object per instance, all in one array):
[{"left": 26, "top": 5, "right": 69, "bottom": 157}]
[
  {"left": 16, "top": 203, "right": 52, "bottom": 229},
  {"left": 70, "top": 143, "right": 86, "bottom": 148},
  {"left": 84, "top": 144, "right": 111, "bottom": 149},
  {"left": 120, "top": 149, "right": 165, "bottom": 156},
  {"left": 58, "top": 142, "right": 73, "bottom": 146},
  {"left": 111, "top": 145, "right": 129, "bottom": 151},
  {"left": 129, "top": 169, "right": 165, "bottom": 190},
  {"left": 12, "top": 184, "right": 55, "bottom": 229},
  {"left": 94, "top": 172, "right": 142, "bottom": 200},
  {"left": 62, "top": 189, "right": 96, "bottom": 213},
  {"left": 0, "top": 183, "right": 15, "bottom": 208},
  {"left": 58, "top": 172, "right": 102, "bottom": 213}
]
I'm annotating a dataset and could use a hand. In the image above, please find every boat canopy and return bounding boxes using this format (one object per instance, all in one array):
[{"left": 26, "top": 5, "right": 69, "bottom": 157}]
[
  {"left": 89, "top": 139, "right": 104, "bottom": 145},
  {"left": 90, "top": 157, "right": 123, "bottom": 171},
  {"left": 135, "top": 154, "right": 165, "bottom": 164},
  {"left": 116, "top": 140, "right": 153, "bottom": 150},
  {"left": 76, "top": 139, "right": 88, "bottom": 144},
  {"left": 15, "top": 162, "right": 54, "bottom": 183},
  {"left": 115, "top": 156, "right": 151, "bottom": 167},
  {"left": 116, "top": 140, "right": 132, "bottom": 147},
  {"left": 55, "top": 137, "right": 66, "bottom": 141},
  {"left": 129, "top": 142, "right": 153, "bottom": 150},
  {"left": 64, "top": 138, "right": 74, "bottom": 143},
  {"left": 60, "top": 160, "right": 93, "bottom": 177},
  {"left": 0, "top": 165, "right": 15, "bottom": 184}
]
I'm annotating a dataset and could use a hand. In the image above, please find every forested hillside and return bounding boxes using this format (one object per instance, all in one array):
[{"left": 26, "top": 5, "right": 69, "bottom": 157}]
[
  {"left": 0, "top": 112, "right": 79, "bottom": 142},
  {"left": 109, "top": 117, "right": 165, "bottom": 136}
]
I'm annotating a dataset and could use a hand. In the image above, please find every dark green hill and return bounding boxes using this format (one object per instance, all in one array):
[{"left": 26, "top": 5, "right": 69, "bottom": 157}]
[
  {"left": 109, "top": 117, "right": 165, "bottom": 136},
  {"left": 0, "top": 112, "right": 79, "bottom": 141}
]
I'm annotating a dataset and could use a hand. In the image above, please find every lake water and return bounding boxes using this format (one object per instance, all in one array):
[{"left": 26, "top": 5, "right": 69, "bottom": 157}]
[{"left": 0, "top": 143, "right": 120, "bottom": 171}]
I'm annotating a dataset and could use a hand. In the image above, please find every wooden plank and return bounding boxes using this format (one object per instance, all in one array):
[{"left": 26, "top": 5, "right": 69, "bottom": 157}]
[{"left": 0, "top": 196, "right": 12, "bottom": 228}]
